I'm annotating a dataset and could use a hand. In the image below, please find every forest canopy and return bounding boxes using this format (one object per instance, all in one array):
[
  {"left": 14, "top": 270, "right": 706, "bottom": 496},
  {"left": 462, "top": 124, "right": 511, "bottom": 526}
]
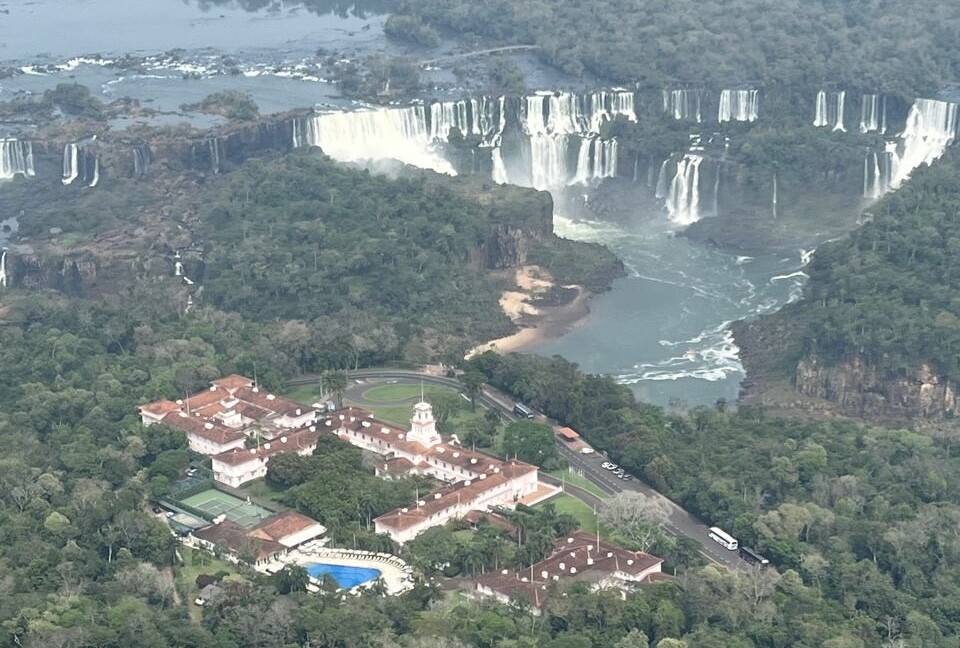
[{"left": 392, "top": 0, "right": 960, "bottom": 98}]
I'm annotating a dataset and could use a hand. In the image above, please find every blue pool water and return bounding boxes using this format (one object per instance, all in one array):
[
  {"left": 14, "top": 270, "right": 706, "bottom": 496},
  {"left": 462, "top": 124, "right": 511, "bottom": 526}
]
[{"left": 306, "top": 563, "right": 381, "bottom": 589}]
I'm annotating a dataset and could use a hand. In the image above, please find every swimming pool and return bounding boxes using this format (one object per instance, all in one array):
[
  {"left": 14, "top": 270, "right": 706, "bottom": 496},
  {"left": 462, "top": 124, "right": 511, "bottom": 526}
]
[{"left": 306, "top": 563, "right": 381, "bottom": 589}]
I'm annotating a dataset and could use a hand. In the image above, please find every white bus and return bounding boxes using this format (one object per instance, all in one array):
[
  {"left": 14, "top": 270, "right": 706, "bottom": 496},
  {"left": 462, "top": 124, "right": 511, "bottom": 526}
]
[{"left": 708, "top": 527, "right": 738, "bottom": 550}]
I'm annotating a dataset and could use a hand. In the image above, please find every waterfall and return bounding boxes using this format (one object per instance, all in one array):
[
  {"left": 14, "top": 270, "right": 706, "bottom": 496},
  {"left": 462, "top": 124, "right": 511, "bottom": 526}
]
[
  {"left": 133, "top": 144, "right": 151, "bottom": 177},
  {"left": 208, "top": 138, "right": 222, "bottom": 174},
  {"left": 862, "top": 150, "right": 887, "bottom": 199},
  {"left": 428, "top": 97, "right": 508, "bottom": 147},
  {"left": 299, "top": 91, "right": 631, "bottom": 187},
  {"left": 860, "top": 94, "right": 881, "bottom": 134},
  {"left": 491, "top": 147, "right": 508, "bottom": 184},
  {"left": 890, "top": 98, "right": 958, "bottom": 189},
  {"left": 814, "top": 90, "right": 846, "bottom": 131},
  {"left": 0, "top": 140, "right": 35, "bottom": 179},
  {"left": 0, "top": 251, "right": 6, "bottom": 288},
  {"left": 88, "top": 155, "right": 100, "bottom": 187},
  {"left": 863, "top": 141, "right": 904, "bottom": 199},
  {"left": 633, "top": 152, "right": 640, "bottom": 182},
  {"left": 666, "top": 155, "right": 703, "bottom": 225},
  {"left": 655, "top": 159, "right": 670, "bottom": 199},
  {"left": 883, "top": 141, "right": 900, "bottom": 190},
  {"left": 62, "top": 143, "right": 79, "bottom": 185},
  {"left": 712, "top": 162, "right": 721, "bottom": 216},
  {"left": 573, "top": 138, "right": 593, "bottom": 185},
  {"left": 292, "top": 117, "right": 304, "bottom": 148},
  {"left": 646, "top": 155, "right": 655, "bottom": 188},
  {"left": 522, "top": 90, "right": 635, "bottom": 136},
  {"left": 302, "top": 106, "right": 455, "bottom": 174},
  {"left": 663, "top": 89, "right": 702, "bottom": 122},
  {"left": 814, "top": 91, "right": 828, "bottom": 127},
  {"left": 771, "top": 173, "right": 778, "bottom": 219},
  {"left": 718, "top": 89, "right": 759, "bottom": 123},
  {"left": 833, "top": 91, "right": 846, "bottom": 132}
]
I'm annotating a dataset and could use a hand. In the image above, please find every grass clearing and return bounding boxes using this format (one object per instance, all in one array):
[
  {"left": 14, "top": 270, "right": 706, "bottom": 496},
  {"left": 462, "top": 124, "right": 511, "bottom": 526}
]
[
  {"left": 174, "top": 547, "right": 239, "bottom": 622},
  {"left": 284, "top": 384, "right": 325, "bottom": 405},
  {"left": 536, "top": 493, "right": 612, "bottom": 539},
  {"left": 547, "top": 468, "right": 610, "bottom": 500},
  {"left": 240, "top": 478, "right": 288, "bottom": 505},
  {"left": 351, "top": 403, "right": 412, "bottom": 427},
  {"left": 361, "top": 383, "right": 458, "bottom": 403}
]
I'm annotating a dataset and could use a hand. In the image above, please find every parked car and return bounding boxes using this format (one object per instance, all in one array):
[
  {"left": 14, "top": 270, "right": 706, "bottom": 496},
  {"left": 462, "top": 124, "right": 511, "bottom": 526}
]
[
  {"left": 601, "top": 462, "right": 614, "bottom": 469},
  {"left": 185, "top": 467, "right": 198, "bottom": 477},
  {"left": 605, "top": 463, "right": 619, "bottom": 471},
  {"left": 619, "top": 473, "right": 633, "bottom": 481},
  {"left": 613, "top": 469, "right": 625, "bottom": 477},
  {"left": 580, "top": 447, "right": 595, "bottom": 454}
]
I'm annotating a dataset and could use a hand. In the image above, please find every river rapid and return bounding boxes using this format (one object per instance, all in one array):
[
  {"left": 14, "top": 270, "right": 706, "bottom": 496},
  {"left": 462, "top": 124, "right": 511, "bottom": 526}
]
[{"left": 1, "top": 0, "right": 810, "bottom": 407}]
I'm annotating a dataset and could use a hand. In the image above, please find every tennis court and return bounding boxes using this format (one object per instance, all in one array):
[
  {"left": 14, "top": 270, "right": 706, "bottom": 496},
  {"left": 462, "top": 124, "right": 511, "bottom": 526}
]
[{"left": 180, "top": 488, "right": 274, "bottom": 528}]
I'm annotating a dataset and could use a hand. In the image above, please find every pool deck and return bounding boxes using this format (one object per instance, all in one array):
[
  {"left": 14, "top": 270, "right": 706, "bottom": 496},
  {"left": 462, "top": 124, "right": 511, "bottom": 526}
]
[{"left": 257, "top": 545, "right": 414, "bottom": 595}]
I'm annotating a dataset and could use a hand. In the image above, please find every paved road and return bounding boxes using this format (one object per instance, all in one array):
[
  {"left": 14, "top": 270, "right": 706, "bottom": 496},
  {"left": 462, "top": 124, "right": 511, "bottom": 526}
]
[{"left": 288, "top": 369, "right": 747, "bottom": 569}]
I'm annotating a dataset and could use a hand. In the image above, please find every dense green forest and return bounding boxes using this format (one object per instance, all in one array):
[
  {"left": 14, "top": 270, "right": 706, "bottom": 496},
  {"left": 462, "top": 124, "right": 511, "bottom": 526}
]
[
  {"left": 196, "top": 152, "right": 622, "bottom": 367},
  {"left": 199, "top": 153, "right": 511, "bottom": 365},
  {"left": 391, "top": 0, "right": 960, "bottom": 98},
  {"left": 10, "top": 286, "right": 960, "bottom": 646},
  {"left": 744, "top": 148, "right": 960, "bottom": 384},
  {"left": 467, "top": 350, "right": 960, "bottom": 645}
]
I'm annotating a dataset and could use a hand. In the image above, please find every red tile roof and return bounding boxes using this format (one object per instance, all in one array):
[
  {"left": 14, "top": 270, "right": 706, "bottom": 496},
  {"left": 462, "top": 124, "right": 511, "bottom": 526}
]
[
  {"left": 162, "top": 412, "right": 246, "bottom": 446},
  {"left": 140, "top": 399, "right": 182, "bottom": 416},
  {"left": 212, "top": 374, "right": 255, "bottom": 391},
  {"left": 475, "top": 531, "right": 664, "bottom": 607},
  {"left": 249, "top": 511, "right": 323, "bottom": 543},
  {"left": 194, "top": 520, "right": 285, "bottom": 561},
  {"left": 212, "top": 427, "right": 321, "bottom": 466}
]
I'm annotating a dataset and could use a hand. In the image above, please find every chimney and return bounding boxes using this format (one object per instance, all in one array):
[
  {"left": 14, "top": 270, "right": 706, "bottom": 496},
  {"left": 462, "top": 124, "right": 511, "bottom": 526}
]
[{"left": 281, "top": 436, "right": 288, "bottom": 443}]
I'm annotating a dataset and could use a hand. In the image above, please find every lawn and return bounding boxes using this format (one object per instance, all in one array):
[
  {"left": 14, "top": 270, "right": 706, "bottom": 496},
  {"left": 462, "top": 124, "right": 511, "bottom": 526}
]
[
  {"left": 241, "top": 478, "right": 288, "bottom": 505},
  {"left": 174, "top": 547, "right": 239, "bottom": 622},
  {"left": 353, "top": 403, "right": 413, "bottom": 427},
  {"left": 284, "top": 384, "right": 326, "bottom": 405},
  {"left": 547, "top": 468, "right": 610, "bottom": 500},
  {"left": 361, "top": 383, "right": 458, "bottom": 403},
  {"left": 536, "top": 493, "right": 612, "bottom": 539}
]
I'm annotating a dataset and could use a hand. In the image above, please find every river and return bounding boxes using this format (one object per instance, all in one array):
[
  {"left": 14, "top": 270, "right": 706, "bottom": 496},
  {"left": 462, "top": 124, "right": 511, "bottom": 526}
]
[
  {"left": 0, "top": 0, "right": 809, "bottom": 408},
  {"left": 532, "top": 206, "right": 808, "bottom": 407}
]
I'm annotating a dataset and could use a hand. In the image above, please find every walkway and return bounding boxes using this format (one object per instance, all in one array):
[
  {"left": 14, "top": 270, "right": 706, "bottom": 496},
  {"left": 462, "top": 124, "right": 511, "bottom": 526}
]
[{"left": 419, "top": 45, "right": 539, "bottom": 66}]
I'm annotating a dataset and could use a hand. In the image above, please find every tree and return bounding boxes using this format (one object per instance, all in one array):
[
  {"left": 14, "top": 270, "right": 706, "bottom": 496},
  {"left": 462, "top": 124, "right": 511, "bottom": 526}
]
[
  {"left": 462, "top": 370, "right": 486, "bottom": 412},
  {"left": 600, "top": 492, "right": 672, "bottom": 552},
  {"left": 502, "top": 420, "right": 557, "bottom": 466},
  {"left": 272, "top": 565, "right": 310, "bottom": 594},
  {"left": 615, "top": 629, "right": 650, "bottom": 648},
  {"left": 324, "top": 370, "right": 348, "bottom": 409}
]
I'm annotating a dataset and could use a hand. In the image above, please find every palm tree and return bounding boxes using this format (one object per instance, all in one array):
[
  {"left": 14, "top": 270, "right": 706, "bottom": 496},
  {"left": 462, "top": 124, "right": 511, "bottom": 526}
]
[
  {"left": 273, "top": 564, "right": 310, "bottom": 594},
  {"left": 462, "top": 370, "right": 485, "bottom": 412},
  {"left": 324, "top": 370, "right": 348, "bottom": 408}
]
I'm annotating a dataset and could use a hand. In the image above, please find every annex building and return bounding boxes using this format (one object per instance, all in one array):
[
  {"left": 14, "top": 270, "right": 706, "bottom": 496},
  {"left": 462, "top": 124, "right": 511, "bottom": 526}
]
[{"left": 474, "top": 531, "right": 668, "bottom": 611}]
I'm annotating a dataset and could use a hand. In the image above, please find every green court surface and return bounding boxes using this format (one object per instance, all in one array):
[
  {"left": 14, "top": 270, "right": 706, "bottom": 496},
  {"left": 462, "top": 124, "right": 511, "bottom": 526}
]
[{"left": 180, "top": 488, "right": 274, "bottom": 529}]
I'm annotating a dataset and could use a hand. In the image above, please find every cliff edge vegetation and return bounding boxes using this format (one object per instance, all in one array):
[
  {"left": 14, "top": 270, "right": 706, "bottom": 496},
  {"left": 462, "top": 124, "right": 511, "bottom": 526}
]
[{"left": 736, "top": 148, "right": 960, "bottom": 422}]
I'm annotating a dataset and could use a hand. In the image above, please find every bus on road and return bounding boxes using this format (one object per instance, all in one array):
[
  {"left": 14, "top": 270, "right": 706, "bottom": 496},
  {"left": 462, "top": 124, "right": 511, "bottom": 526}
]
[
  {"left": 513, "top": 402, "right": 535, "bottom": 419},
  {"left": 708, "top": 527, "right": 738, "bottom": 550},
  {"left": 739, "top": 546, "right": 769, "bottom": 566}
]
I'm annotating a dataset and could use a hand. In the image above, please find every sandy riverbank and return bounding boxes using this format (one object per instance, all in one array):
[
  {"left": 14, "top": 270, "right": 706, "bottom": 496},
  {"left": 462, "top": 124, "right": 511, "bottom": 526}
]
[{"left": 468, "top": 265, "right": 592, "bottom": 357}]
